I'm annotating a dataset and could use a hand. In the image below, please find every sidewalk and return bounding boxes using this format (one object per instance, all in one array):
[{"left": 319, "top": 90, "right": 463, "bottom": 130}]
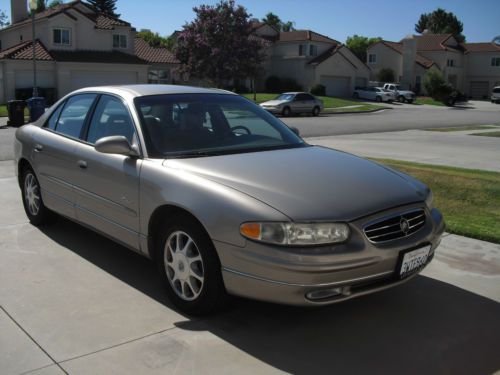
[{"left": 307, "top": 128, "right": 500, "bottom": 172}]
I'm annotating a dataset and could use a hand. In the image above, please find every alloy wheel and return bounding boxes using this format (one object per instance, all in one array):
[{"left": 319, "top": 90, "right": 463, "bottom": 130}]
[
  {"left": 24, "top": 173, "right": 41, "bottom": 216},
  {"left": 164, "top": 231, "right": 205, "bottom": 301}
]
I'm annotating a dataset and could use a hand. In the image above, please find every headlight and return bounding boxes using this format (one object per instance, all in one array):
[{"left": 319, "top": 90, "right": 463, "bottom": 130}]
[
  {"left": 425, "top": 190, "right": 434, "bottom": 209},
  {"left": 240, "top": 222, "right": 350, "bottom": 246}
]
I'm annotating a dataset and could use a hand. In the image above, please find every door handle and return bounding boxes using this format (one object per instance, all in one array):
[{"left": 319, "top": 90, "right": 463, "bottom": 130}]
[
  {"left": 77, "top": 160, "right": 87, "bottom": 169},
  {"left": 34, "top": 144, "right": 43, "bottom": 152}
]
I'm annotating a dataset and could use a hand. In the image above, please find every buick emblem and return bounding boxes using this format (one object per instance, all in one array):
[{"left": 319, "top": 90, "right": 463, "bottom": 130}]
[{"left": 400, "top": 218, "right": 410, "bottom": 234}]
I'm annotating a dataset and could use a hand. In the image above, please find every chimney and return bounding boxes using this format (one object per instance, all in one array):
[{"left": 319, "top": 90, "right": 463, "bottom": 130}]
[
  {"left": 401, "top": 34, "right": 416, "bottom": 90},
  {"left": 11, "top": 0, "right": 29, "bottom": 24}
]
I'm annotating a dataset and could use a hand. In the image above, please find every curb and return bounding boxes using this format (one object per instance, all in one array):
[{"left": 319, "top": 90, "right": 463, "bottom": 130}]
[{"left": 321, "top": 107, "right": 391, "bottom": 116}]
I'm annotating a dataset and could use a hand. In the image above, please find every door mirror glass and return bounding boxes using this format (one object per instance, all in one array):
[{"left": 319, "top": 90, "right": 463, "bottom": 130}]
[
  {"left": 289, "top": 126, "right": 300, "bottom": 136},
  {"left": 95, "top": 135, "right": 139, "bottom": 156}
]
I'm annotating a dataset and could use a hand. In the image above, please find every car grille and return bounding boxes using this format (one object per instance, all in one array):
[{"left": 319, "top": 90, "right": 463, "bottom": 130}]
[{"left": 363, "top": 209, "right": 426, "bottom": 243}]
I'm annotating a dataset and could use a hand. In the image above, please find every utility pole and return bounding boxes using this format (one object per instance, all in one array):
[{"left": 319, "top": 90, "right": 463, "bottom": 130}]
[{"left": 30, "top": 0, "right": 38, "bottom": 97}]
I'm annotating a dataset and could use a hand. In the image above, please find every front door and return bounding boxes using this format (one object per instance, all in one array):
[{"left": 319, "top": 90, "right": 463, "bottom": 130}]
[{"left": 73, "top": 95, "right": 142, "bottom": 251}]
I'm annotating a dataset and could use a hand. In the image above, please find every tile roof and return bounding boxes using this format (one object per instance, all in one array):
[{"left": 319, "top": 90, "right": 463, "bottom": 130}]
[
  {"left": 134, "top": 37, "right": 178, "bottom": 64},
  {"left": 50, "top": 49, "right": 148, "bottom": 64},
  {"left": 1, "top": 0, "right": 130, "bottom": 31},
  {"left": 278, "top": 30, "right": 338, "bottom": 44},
  {"left": 0, "top": 40, "right": 53, "bottom": 61},
  {"left": 376, "top": 40, "right": 435, "bottom": 69},
  {"left": 462, "top": 42, "right": 500, "bottom": 53}
]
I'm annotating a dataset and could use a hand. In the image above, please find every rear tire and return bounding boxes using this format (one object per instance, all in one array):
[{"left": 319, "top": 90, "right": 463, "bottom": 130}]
[
  {"left": 353, "top": 92, "right": 359, "bottom": 99},
  {"left": 376, "top": 96, "right": 382, "bottom": 103},
  {"left": 282, "top": 107, "right": 291, "bottom": 117},
  {"left": 398, "top": 96, "right": 405, "bottom": 103},
  {"left": 21, "top": 167, "right": 55, "bottom": 226},
  {"left": 406, "top": 99, "right": 414, "bottom": 104},
  {"left": 312, "top": 106, "right": 320, "bottom": 116},
  {"left": 156, "top": 214, "right": 227, "bottom": 316}
]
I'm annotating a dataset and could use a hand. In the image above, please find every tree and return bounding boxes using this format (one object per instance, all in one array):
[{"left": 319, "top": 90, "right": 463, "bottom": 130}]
[
  {"left": 261, "top": 12, "right": 295, "bottom": 32},
  {"left": 86, "top": 0, "right": 120, "bottom": 17},
  {"left": 0, "top": 10, "right": 9, "bottom": 28},
  {"left": 377, "top": 68, "right": 395, "bottom": 83},
  {"left": 175, "top": 0, "right": 265, "bottom": 87},
  {"left": 48, "top": 0, "right": 64, "bottom": 8},
  {"left": 423, "top": 68, "right": 454, "bottom": 105},
  {"left": 345, "top": 35, "right": 382, "bottom": 62},
  {"left": 414, "top": 8, "right": 465, "bottom": 42},
  {"left": 137, "top": 30, "right": 176, "bottom": 50}
]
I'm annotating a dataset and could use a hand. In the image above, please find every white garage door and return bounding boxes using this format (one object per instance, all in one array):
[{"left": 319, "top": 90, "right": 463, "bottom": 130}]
[
  {"left": 15, "top": 70, "right": 55, "bottom": 88},
  {"left": 469, "top": 81, "right": 489, "bottom": 99},
  {"left": 70, "top": 71, "right": 138, "bottom": 91},
  {"left": 320, "top": 75, "right": 351, "bottom": 97}
]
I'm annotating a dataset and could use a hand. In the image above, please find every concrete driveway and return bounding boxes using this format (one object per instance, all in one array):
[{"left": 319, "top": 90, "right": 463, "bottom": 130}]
[{"left": 1, "top": 160, "right": 500, "bottom": 375}]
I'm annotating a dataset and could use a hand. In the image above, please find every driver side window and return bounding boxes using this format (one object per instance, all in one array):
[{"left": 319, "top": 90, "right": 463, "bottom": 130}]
[{"left": 86, "top": 95, "right": 136, "bottom": 145}]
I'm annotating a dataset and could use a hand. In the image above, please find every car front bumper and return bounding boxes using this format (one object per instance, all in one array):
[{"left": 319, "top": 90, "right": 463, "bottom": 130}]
[
  {"left": 215, "top": 204, "right": 445, "bottom": 306},
  {"left": 260, "top": 106, "right": 282, "bottom": 114}
]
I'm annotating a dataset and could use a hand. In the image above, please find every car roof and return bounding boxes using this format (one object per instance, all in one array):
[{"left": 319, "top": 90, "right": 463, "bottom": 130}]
[{"left": 71, "top": 84, "right": 236, "bottom": 99}]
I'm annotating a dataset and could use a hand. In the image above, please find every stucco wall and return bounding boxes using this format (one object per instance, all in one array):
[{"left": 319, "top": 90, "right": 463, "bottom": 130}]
[{"left": 366, "top": 43, "right": 402, "bottom": 81}]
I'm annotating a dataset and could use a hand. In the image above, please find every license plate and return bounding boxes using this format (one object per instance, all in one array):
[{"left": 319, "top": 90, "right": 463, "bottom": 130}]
[{"left": 398, "top": 246, "right": 431, "bottom": 279}]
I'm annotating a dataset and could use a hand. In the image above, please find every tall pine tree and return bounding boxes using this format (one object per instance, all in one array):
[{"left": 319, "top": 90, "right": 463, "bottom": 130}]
[{"left": 86, "top": 0, "right": 120, "bottom": 17}]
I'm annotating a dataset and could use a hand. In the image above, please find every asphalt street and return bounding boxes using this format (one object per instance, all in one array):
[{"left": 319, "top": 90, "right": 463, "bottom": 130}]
[{"left": 282, "top": 103, "right": 500, "bottom": 137}]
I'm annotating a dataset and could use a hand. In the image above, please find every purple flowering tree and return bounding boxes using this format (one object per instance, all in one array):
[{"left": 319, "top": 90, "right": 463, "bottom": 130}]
[{"left": 175, "top": 0, "right": 265, "bottom": 88}]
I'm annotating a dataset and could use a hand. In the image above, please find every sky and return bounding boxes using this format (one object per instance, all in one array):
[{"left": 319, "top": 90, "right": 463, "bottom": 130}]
[{"left": 1, "top": 0, "right": 499, "bottom": 43}]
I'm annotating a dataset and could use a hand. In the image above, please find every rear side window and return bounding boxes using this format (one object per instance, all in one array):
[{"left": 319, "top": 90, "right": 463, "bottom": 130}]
[
  {"left": 55, "top": 94, "right": 97, "bottom": 139},
  {"left": 493, "top": 87, "right": 500, "bottom": 93}
]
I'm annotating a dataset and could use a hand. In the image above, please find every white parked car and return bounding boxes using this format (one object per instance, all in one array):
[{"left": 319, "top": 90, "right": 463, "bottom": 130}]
[
  {"left": 491, "top": 86, "right": 500, "bottom": 104},
  {"left": 260, "top": 92, "right": 324, "bottom": 116},
  {"left": 353, "top": 87, "right": 394, "bottom": 103},
  {"left": 383, "top": 84, "right": 416, "bottom": 103}
]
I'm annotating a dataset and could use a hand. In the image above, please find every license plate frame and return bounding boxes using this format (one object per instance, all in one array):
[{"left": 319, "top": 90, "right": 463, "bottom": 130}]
[{"left": 396, "top": 245, "right": 431, "bottom": 279}]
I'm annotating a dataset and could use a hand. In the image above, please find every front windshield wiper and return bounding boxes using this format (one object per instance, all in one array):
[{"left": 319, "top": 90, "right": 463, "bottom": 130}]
[{"left": 166, "top": 151, "right": 222, "bottom": 159}]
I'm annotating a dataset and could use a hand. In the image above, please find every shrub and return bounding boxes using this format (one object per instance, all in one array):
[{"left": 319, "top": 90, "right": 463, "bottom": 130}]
[
  {"left": 310, "top": 84, "right": 326, "bottom": 96},
  {"left": 377, "top": 68, "right": 395, "bottom": 83},
  {"left": 423, "top": 69, "right": 455, "bottom": 106}
]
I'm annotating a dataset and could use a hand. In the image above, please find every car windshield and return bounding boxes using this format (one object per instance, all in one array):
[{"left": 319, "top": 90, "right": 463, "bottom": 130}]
[
  {"left": 134, "top": 93, "right": 306, "bottom": 158},
  {"left": 275, "top": 94, "right": 295, "bottom": 101}
]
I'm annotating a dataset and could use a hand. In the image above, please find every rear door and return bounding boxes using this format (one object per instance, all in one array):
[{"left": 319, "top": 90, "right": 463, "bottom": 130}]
[
  {"left": 33, "top": 94, "right": 98, "bottom": 218},
  {"left": 73, "top": 94, "right": 142, "bottom": 250}
]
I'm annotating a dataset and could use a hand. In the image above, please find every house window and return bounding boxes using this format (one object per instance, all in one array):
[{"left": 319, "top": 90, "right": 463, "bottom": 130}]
[
  {"left": 491, "top": 57, "right": 500, "bottom": 67},
  {"left": 368, "top": 53, "right": 377, "bottom": 64},
  {"left": 148, "top": 69, "right": 170, "bottom": 84},
  {"left": 298, "top": 44, "right": 307, "bottom": 56},
  {"left": 113, "top": 34, "right": 127, "bottom": 49},
  {"left": 309, "top": 45, "right": 317, "bottom": 56},
  {"left": 447, "top": 59, "right": 455, "bottom": 67},
  {"left": 53, "top": 28, "right": 71, "bottom": 46}
]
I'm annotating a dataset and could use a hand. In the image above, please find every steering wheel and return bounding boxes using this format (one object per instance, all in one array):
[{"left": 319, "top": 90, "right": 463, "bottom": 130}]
[{"left": 231, "top": 125, "right": 251, "bottom": 135}]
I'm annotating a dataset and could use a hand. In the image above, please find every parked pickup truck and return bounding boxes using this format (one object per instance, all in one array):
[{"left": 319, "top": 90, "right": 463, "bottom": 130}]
[
  {"left": 383, "top": 83, "right": 416, "bottom": 103},
  {"left": 353, "top": 87, "right": 394, "bottom": 103}
]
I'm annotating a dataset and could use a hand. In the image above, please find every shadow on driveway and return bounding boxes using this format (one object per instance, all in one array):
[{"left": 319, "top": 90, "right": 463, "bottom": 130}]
[{"left": 41, "top": 218, "right": 500, "bottom": 375}]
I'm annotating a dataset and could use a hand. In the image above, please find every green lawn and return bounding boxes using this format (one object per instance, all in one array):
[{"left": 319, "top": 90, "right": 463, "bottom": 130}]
[
  {"left": 472, "top": 131, "right": 500, "bottom": 137},
  {"left": 373, "top": 159, "right": 500, "bottom": 244},
  {"left": 414, "top": 97, "right": 445, "bottom": 106},
  {"left": 242, "top": 93, "right": 375, "bottom": 109},
  {"left": 426, "top": 125, "right": 499, "bottom": 132}
]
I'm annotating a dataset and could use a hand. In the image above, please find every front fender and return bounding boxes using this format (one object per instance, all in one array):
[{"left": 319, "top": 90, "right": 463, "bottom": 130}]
[{"left": 139, "top": 160, "right": 289, "bottom": 248}]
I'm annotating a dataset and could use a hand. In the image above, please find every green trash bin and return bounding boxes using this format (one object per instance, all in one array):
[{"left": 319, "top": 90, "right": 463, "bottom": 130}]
[{"left": 7, "top": 100, "right": 26, "bottom": 127}]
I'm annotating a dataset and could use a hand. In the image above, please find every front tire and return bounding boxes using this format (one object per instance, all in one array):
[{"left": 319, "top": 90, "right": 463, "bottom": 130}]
[
  {"left": 21, "top": 167, "right": 54, "bottom": 226},
  {"left": 398, "top": 95, "right": 405, "bottom": 103},
  {"left": 312, "top": 106, "right": 320, "bottom": 116},
  {"left": 157, "top": 214, "right": 227, "bottom": 316},
  {"left": 376, "top": 96, "right": 382, "bottom": 102},
  {"left": 282, "top": 107, "right": 291, "bottom": 117}
]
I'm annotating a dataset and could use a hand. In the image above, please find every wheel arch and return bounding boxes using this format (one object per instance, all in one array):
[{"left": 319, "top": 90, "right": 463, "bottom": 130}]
[
  {"left": 147, "top": 204, "right": 213, "bottom": 261},
  {"left": 17, "top": 158, "right": 32, "bottom": 188}
]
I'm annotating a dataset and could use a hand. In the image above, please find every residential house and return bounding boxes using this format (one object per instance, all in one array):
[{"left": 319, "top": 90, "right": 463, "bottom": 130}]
[
  {"left": 367, "top": 33, "right": 500, "bottom": 98},
  {"left": 0, "top": 0, "right": 178, "bottom": 103},
  {"left": 251, "top": 23, "right": 370, "bottom": 96}
]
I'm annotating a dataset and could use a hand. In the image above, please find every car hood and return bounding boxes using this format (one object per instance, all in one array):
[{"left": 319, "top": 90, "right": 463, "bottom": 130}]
[
  {"left": 260, "top": 100, "right": 287, "bottom": 106},
  {"left": 162, "top": 146, "right": 426, "bottom": 221}
]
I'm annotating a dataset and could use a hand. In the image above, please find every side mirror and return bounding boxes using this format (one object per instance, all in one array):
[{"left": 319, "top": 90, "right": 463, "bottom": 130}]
[
  {"left": 95, "top": 136, "right": 139, "bottom": 157},
  {"left": 290, "top": 126, "right": 300, "bottom": 136}
]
